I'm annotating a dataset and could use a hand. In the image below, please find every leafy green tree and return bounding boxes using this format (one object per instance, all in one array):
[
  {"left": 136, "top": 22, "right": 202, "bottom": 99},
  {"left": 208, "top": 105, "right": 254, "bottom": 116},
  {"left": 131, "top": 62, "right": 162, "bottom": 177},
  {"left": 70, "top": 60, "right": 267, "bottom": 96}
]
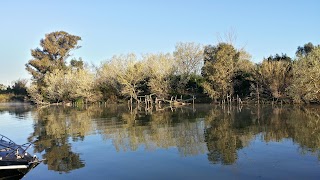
[
  {"left": 202, "top": 43, "right": 240, "bottom": 101},
  {"left": 256, "top": 55, "right": 293, "bottom": 100},
  {"left": 232, "top": 51, "right": 255, "bottom": 98},
  {"left": 25, "top": 31, "right": 81, "bottom": 83},
  {"left": 25, "top": 31, "right": 84, "bottom": 104},
  {"left": 296, "top": 42, "right": 316, "bottom": 57},
  {"left": 0, "top": 84, "right": 7, "bottom": 92},
  {"left": 265, "top": 53, "right": 292, "bottom": 62},
  {"left": 185, "top": 74, "right": 205, "bottom": 95},
  {"left": 70, "top": 58, "right": 84, "bottom": 70},
  {"left": 289, "top": 46, "right": 320, "bottom": 103},
  {"left": 27, "top": 84, "right": 45, "bottom": 104},
  {"left": 11, "top": 79, "right": 28, "bottom": 96}
]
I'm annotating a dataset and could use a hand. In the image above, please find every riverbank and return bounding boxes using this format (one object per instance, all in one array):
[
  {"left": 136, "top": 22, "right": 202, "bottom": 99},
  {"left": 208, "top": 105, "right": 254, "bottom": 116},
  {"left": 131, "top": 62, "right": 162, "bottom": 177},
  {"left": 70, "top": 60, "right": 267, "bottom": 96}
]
[{"left": 0, "top": 94, "right": 27, "bottom": 103}]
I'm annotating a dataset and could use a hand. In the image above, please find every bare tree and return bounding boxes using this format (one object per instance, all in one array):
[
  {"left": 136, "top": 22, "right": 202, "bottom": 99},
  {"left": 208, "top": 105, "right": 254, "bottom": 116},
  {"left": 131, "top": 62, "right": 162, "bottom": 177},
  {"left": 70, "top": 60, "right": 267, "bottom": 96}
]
[
  {"left": 173, "top": 42, "right": 204, "bottom": 94},
  {"left": 173, "top": 42, "right": 204, "bottom": 76},
  {"left": 100, "top": 53, "right": 146, "bottom": 102},
  {"left": 144, "top": 53, "right": 175, "bottom": 98},
  {"left": 216, "top": 27, "right": 237, "bottom": 46}
]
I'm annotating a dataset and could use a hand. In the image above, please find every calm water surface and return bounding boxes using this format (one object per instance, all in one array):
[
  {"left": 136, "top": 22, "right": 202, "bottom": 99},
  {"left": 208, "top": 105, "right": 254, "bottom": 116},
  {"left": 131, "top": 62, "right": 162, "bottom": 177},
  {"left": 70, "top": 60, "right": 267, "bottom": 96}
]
[{"left": 0, "top": 103, "right": 320, "bottom": 179}]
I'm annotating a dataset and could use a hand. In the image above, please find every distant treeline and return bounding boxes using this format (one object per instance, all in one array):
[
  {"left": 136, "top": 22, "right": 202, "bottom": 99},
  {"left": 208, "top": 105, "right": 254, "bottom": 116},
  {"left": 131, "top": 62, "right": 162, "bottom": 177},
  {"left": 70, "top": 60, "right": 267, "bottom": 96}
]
[
  {"left": 0, "top": 79, "right": 28, "bottom": 102},
  {"left": 1, "top": 31, "right": 320, "bottom": 104}
]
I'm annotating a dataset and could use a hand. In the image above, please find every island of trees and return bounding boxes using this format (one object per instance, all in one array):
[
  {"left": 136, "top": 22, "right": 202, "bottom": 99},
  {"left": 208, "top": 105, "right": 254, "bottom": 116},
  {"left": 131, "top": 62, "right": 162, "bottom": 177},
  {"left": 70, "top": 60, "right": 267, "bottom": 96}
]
[{"left": 0, "top": 31, "right": 319, "bottom": 105}]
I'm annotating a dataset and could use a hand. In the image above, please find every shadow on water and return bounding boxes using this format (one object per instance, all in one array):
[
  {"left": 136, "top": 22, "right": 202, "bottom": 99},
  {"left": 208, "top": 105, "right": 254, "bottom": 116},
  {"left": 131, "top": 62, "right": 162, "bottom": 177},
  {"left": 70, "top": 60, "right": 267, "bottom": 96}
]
[{"left": 6, "top": 103, "right": 320, "bottom": 173}]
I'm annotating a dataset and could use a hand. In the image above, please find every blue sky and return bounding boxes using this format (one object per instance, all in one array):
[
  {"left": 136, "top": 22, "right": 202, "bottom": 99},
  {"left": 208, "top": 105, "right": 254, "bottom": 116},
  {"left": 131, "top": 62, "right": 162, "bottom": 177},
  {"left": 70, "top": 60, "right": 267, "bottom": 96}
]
[{"left": 0, "top": 0, "right": 319, "bottom": 85}]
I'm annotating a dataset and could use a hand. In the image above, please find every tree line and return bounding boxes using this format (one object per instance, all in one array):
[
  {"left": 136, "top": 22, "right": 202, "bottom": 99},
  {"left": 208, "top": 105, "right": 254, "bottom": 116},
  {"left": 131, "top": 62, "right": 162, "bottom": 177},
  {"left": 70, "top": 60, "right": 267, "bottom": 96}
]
[
  {"left": 2, "top": 31, "right": 319, "bottom": 104},
  {"left": 0, "top": 79, "right": 28, "bottom": 102}
]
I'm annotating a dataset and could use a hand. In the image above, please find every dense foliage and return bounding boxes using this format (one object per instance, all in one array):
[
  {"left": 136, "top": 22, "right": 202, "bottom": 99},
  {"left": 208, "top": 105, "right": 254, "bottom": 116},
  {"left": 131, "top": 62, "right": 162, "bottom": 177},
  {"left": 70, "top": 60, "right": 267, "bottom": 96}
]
[{"left": 3, "top": 30, "right": 315, "bottom": 104}]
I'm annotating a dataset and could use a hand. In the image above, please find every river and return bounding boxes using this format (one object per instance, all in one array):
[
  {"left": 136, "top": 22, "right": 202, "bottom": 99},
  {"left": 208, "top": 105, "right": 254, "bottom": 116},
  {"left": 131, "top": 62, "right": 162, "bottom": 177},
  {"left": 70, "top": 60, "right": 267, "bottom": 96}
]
[{"left": 0, "top": 103, "right": 319, "bottom": 179}]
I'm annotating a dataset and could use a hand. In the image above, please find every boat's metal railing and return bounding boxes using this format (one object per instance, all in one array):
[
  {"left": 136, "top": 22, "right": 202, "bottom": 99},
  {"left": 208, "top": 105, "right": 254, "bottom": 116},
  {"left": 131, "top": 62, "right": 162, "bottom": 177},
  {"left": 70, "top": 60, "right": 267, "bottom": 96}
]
[
  {"left": 0, "top": 134, "right": 15, "bottom": 146},
  {"left": 0, "top": 134, "right": 32, "bottom": 159}
]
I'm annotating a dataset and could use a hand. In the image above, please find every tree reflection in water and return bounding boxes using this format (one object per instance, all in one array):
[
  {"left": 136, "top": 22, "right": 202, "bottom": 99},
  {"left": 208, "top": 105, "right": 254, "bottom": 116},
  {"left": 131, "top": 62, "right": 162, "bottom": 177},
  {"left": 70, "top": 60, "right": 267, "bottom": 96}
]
[
  {"left": 28, "top": 106, "right": 102, "bottom": 172},
  {"left": 204, "top": 107, "right": 246, "bottom": 165},
  {"left": 26, "top": 104, "right": 320, "bottom": 173},
  {"left": 204, "top": 105, "right": 320, "bottom": 164},
  {"left": 94, "top": 105, "right": 208, "bottom": 156}
]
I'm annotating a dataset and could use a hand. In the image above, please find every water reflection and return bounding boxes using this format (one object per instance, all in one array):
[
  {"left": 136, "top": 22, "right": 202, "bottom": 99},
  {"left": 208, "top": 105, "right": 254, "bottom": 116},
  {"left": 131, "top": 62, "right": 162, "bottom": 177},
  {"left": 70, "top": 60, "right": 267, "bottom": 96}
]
[
  {"left": 94, "top": 105, "right": 208, "bottom": 155},
  {"left": 204, "top": 105, "right": 320, "bottom": 164},
  {"left": 12, "top": 104, "right": 320, "bottom": 173},
  {"left": 204, "top": 107, "right": 247, "bottom": 165},
  {"left": 0, "top": 103, "right": 32, "bottom": 119},
  {"left": 27, "top": 106, "right": 98, "bottom": 172}
]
